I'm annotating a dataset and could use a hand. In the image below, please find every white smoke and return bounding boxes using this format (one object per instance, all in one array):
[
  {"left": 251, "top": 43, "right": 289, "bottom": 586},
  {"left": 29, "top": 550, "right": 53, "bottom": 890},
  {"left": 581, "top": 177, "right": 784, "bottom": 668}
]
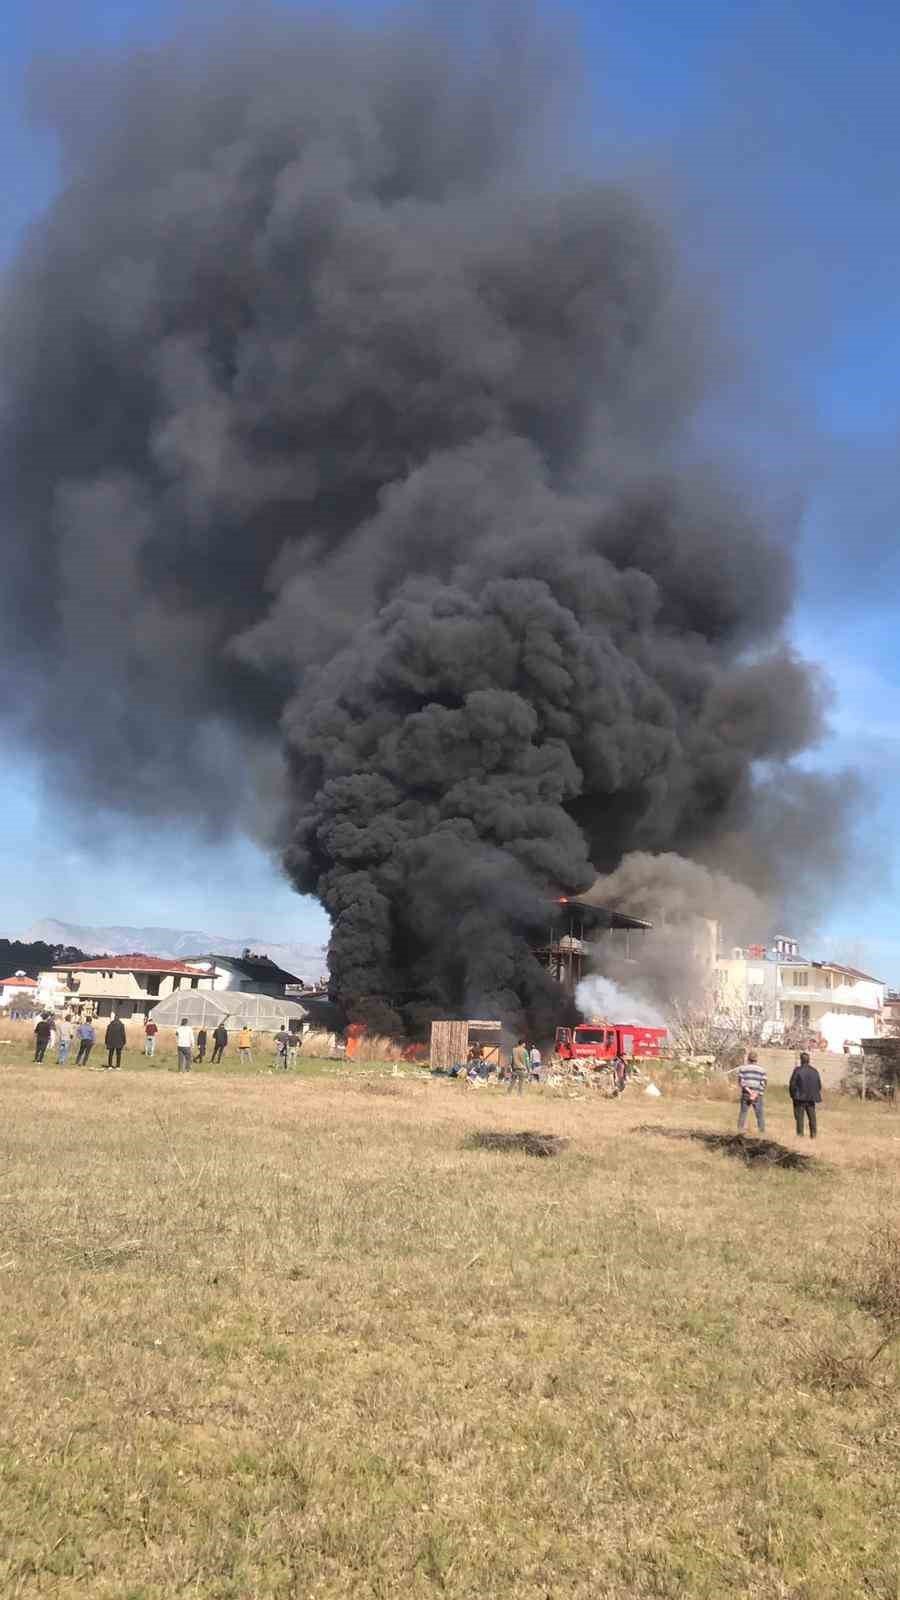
[{"left": 575, "top": 974, "right": 667, "bottom": 1029}]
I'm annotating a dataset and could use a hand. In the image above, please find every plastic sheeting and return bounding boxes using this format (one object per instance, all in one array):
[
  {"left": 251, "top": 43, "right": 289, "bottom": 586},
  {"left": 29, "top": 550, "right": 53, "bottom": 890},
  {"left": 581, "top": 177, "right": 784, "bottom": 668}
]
[{"left": 147, "top": 989, "right": 308, "bottom": 1034}]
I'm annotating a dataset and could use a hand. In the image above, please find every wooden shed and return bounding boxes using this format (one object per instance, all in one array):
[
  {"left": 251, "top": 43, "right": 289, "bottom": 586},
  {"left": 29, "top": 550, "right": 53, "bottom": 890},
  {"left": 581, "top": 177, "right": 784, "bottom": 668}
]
[{"left": 429, "top": 1018, "right": 503, "bottom": 1071}]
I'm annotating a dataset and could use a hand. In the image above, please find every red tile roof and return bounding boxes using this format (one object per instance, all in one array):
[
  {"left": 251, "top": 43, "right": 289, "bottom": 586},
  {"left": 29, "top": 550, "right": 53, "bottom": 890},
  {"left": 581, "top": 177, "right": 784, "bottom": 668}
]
[
  {"left": 52, "top": 954, "right": 210, "bottom": 976},
  {"left": 0, "top": 975, "right": 37, "bottom": 986}
]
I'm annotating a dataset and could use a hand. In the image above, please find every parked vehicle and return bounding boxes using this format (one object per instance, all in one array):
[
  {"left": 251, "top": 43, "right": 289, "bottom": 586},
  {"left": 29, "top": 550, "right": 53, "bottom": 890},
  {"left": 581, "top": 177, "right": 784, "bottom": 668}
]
[{"left": 555, "top": 1020, "right": 667, "bottom": 1065}]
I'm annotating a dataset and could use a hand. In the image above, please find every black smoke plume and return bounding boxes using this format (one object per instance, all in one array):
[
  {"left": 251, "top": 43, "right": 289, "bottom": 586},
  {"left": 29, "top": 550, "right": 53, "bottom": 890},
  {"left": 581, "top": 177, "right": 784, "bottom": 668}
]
[{"left": 0, "top": 8, "right": 851, "bottom": 1032}]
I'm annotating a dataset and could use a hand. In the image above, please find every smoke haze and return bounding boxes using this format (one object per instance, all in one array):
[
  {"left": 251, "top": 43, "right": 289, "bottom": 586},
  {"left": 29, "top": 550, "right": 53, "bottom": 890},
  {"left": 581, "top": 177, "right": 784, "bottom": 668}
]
[
  {"left": 0, "top": 6, "right": 854, "bottom": 1031},
  {"left": 576, "top": 974, "right": 666, "bottom": 1030}
]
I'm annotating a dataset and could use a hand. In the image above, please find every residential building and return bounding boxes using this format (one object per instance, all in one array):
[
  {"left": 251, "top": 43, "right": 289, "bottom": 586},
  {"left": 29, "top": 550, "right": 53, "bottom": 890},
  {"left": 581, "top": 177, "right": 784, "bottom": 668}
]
[
  {"left": 38, "top": 954, "right": 215, "bottom": 1019},
  {"left": 716, "top": 936, "right": 885, "bottom": 1051},
  {"left": 0, "top": 973, "right": 39, "bottom": 1007},
  {"left": 883, "top": 991, "right": 900, "bottom": 1034},
  {"left": 778, "top": 959, "right": 885, "bottom": 1052},
  {"left": 184, "top": 951, "right": 304, "bottom": 998},
  {"left": 715, "top": 943, "right": 779, "bottom": 1036}
]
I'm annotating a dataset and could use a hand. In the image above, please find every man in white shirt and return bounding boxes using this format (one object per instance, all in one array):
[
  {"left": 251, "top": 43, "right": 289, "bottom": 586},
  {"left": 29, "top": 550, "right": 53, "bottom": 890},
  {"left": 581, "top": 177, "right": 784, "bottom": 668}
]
[
  {"left": 55, "top": 1015, "right": 73, "bottom": 1066},
  {"left": 175, "top": 1019, "right": 194, "bottom": 1073}
]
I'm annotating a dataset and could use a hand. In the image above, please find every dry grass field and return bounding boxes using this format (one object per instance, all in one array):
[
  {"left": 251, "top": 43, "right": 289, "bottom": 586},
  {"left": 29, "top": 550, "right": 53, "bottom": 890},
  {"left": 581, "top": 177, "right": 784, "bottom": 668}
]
[{"left": 2, "top": 1042, "right": 900, "bottom": 1598}]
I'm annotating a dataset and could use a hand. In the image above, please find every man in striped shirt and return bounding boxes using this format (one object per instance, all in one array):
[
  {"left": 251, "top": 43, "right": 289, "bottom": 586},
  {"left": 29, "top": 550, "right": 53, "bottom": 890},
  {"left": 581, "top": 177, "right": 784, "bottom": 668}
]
[{"left": 737, "top": 1051, "right": 767, "bottom": 1133}]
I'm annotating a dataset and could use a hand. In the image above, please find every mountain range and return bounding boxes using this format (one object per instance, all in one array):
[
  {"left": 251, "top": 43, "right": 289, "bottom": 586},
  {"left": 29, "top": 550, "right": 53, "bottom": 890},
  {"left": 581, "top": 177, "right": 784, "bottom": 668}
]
[{"left": 19, "top": 918, "right": 328, "bottom": 982}]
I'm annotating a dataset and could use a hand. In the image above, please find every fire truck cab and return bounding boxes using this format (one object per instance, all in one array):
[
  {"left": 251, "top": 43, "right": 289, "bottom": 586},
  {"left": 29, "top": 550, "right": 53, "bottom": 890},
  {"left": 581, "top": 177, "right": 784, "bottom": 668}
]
[{"left": 555, "top": 1020, "right": 667, "bottom": 1065}]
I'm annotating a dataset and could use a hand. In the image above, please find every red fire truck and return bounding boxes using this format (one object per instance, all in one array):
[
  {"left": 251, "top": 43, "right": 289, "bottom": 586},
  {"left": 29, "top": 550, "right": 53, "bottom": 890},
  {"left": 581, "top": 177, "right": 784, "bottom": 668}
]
[{"left": 555, "top": 1020, "right": 667, "bottom": 1065}]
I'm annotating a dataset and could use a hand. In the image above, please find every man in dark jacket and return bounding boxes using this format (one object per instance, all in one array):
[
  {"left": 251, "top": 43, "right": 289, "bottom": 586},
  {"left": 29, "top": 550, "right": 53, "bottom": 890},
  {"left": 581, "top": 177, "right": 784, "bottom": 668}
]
[
  {"left": 211, "top": 1022, "right": 228, "bottom": 1064},
  {"left": 105, "top": 1014, "right": 126, "bottom": 1070},
  {"left": 33, "top": 1015, "right": 53, "bottom": 1063},
  {"left": 789, "top": 1051, "right": 823, "bottom": 1138},
  {"left": 195, "top": 1027, "right": 208, "bottom": 1064}
]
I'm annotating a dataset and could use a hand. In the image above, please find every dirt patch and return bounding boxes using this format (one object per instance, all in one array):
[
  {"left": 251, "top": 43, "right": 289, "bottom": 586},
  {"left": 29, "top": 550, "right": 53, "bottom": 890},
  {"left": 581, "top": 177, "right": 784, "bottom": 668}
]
[
  {"left": 633, "top": 1124, "right": 818, "bottom": 1171},
  {"left": 464, "top": 1130, "right": 570, "bottom": 1158}
]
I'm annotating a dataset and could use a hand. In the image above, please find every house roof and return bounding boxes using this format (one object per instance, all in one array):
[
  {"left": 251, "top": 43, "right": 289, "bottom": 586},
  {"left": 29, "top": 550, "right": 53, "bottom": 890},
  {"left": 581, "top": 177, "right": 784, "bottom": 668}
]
[
  {"left": 0, "top": 975, "right": 37, "bottom": 986},
  {"left": 812, "top": 960, "right": 884, "bottom": 985},
  {"left": 553, "top": 894, "right": 653, "bottom": 932},
  {"left": 189, "top": 952, "right": 303, "bottom": 985},
  {"left": 52, "top": 954, "right": 210, "bottom": 976}
]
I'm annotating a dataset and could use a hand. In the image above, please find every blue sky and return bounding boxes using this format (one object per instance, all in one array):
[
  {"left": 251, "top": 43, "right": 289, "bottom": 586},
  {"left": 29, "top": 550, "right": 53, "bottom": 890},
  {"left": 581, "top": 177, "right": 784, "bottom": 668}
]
[{"left": 0, "top": 0, "right": 897, "bottom": 966}]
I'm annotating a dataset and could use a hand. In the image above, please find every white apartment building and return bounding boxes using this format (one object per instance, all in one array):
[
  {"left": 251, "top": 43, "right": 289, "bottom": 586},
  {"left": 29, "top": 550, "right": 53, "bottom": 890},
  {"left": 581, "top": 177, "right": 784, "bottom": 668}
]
[
  {"left": 777, "top": 958, "right": 884, "bottom": 1052},
  {"left": 717, "top": 936, "right": 885, "bottom": 1051}
]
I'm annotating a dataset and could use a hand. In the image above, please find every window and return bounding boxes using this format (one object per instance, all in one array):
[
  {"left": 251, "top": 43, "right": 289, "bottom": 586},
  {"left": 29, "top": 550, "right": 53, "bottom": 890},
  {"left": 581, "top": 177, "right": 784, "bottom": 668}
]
[
  {"left": 146, "top": 975, "right": 161, "bottom": 997},
  {"left": 793, "top": 1004, "right": 810, "bottom": 1026},
  {"left": 172, "top": 976, "right": 181, "bottom": 990},
  {"left": 792, "top": 971, "right": 809, "bottom": 988},
  {"left": 190, "top": 978, "right": 199, "bottom": 990}
]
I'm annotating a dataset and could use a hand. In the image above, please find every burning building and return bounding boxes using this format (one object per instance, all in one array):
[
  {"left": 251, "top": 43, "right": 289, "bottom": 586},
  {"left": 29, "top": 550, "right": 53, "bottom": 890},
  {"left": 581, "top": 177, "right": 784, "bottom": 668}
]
[
  {"left": 0, "top": 9, "right": 854, "bottom": 1037},
  {"left": 536, "top": 896, "right": 653, "bottom": 996}
]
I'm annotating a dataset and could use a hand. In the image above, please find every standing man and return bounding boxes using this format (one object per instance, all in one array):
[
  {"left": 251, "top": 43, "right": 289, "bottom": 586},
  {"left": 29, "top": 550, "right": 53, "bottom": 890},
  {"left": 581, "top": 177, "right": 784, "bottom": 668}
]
[
  {"left": 211, "top": 1021, "right": 228, "bottom": 1064},
  {"left": 530, "top": 1042, "right": 543, "bottom": 1082},
  {"left": 195, "top": 1026, "right": 208, "bottom": 1065},
  {"left": 175, "top": 1018, "right": 194, "bottom": 1073},
  {"left": 507, "top": 1037, "right": 530, "bottom": 1096},
  {"left": 612, "top": 1053, "right": 628, "bottom": 1096},
  {"left": 33, "top": 1015, "right": 52, "bottom": 1063},
  {"left": 789, "top": 1051, "right": 823, "bottom": 1139},
  {"left": 75, "top": 1017, "right": 95, "bottom": 1066},
  {"left": 237, "top": 1025, "right": 253, "bottom": 1064},
  {"left": 143, "top": 1017, "right": 159, "bottom": 1058},
  {"left": 273, "top": 1028, "right": 292, "bottom": 1070},
  {"left": 105, "top": 1013, "right": 126, "bottom": 1070},
  {"left": 55, "top": 1015, "right": 72, "bottom": 1066},
  {"left": 737, "top": 1050, "right": 767, "bottom": 1133}
]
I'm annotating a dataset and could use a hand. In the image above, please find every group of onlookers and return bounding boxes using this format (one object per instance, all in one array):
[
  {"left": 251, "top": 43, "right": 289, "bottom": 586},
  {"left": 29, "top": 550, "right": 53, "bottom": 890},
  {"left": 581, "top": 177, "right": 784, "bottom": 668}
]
[
  {"left": 31, "top": 1013, "right": 256, "bottom": 1071},
  {"left": 737, "top": 1049, "right": 824, "bottom": 1139},
  {"left": 32, "top": 1012, "right": 123, "bottom": 1069}
]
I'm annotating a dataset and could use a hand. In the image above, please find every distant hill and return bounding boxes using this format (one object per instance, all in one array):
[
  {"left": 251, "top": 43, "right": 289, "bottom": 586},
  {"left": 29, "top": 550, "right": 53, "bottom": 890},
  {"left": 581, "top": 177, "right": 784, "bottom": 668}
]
[{"left": 19, "top": 919, "right": 328, "bottom": 984}]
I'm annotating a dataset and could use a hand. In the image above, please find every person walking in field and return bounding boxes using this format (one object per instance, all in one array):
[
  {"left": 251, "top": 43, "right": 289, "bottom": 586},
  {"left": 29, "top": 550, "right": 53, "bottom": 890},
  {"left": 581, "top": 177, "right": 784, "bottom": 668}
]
[
  {"left": 175, "top": 1018, "right": 194, "bottom": 1073},
  {"left": 237, "top": 1025, "right": 253, "bottom": 1064},
  {"left": 33, "top": 1015, "right": 52, "bottom": 1063},
  {"left": 105, "top": 1014, "right": 126, "bottom": 1069},
  {"left": 195, "top": 1027, "right": 208, "bottom": 1064},
  {"left": 274, "top": 1028, "right": 292, "bottom": 1070},
  {"left": 507, "top": 1037, "right": 530, "bottom": 1096},
  {"left": 143, "top": 1018, "right": 159, "bottom": 1057},
  {"left": 789, "top": 1051, "right": 823, "bottom": 1139},
  {"left": 736, "top": 1050, "right": 767, "bottom": 1133},
  {"left": 55, "top": 1015, "right": 72, "bottom": 1065},
  {"left": 75, "top": 1018, "right": 95, "bottom": 1066},
  {"left": 211, "top": 1022, "right": 228, "bottom": 1064}
]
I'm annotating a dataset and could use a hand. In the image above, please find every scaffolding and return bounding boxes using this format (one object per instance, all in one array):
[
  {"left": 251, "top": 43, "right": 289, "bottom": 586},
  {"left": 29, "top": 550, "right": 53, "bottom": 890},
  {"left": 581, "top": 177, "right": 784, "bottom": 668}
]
[{"left": 537, "top": 899, "right": 653, "bottom": 995}]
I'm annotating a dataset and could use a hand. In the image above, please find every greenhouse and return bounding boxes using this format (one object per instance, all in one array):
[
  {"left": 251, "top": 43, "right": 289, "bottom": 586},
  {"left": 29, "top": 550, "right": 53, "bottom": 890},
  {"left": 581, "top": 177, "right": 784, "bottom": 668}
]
[{"left": 147, "top": 989, "right": 308, "bottom": 1034}]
